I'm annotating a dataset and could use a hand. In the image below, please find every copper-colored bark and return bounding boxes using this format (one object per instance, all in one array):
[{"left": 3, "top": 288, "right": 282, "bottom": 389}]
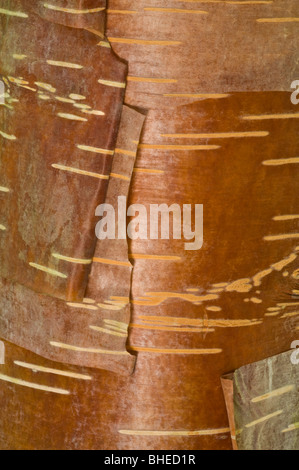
[
  {"left": 0, "top": 104, "right": 144, "bottom": 374},
  {"left": 0, "top": 1, "right": 126, "bottom": 301},
  {"left": 0, "top": 0, "right": 298, "bottom": 451}
]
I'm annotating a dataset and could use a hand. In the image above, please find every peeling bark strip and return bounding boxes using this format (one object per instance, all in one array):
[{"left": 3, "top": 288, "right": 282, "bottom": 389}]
[
  {"left": 232, "top": 351, "right": 299, "bottom": 450},
  {"left": 0, "top": 0, "right": 144, "bottom": 375},
  {"left": 0, "top": 106, "right": 143, "bottom": 375},
  {"left": 0, "top": 1, "right": 126, "bottom": 302}
]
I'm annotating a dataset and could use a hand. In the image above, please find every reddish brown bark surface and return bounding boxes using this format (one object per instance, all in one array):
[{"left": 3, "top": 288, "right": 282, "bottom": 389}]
[{"left": 0, "top": 0, "right": 298, "bottom": 450}]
